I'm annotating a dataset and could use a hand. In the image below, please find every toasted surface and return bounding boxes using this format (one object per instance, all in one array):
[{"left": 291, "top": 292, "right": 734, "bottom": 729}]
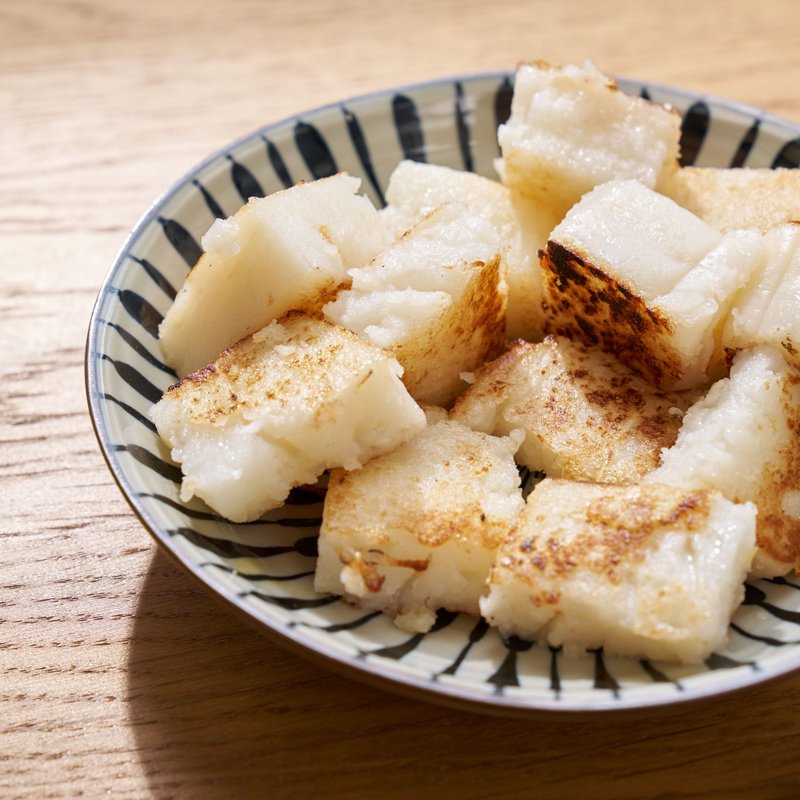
[
  {"left": 324, "top": 203, "right": 507, "bottom": 406},
  {"left": 481, "top": 479, "right": 756, "bottom": 664},
  {"left": 662, "top": 167, "right": 800, "bottom": 232},
  {"left": 646, "top": 345, "right": 800, "bottom": 577},
  {"left": 158, "top": 174, "right": 390, "bottom": 376},
  {"left": 451, "top": 336, "right": 696, "bottom": 482},
  {"left": 314, "top": 414, "right": 525, "bottom": 632},
  {"left": 150, "top": 312, "right": 426, "bottom": 522},
  {"left": 383, "top": 160, "right": 560, "bottom": 340},
  {"left": 724, "top": 223, "right": 800, "bottom": 370},
  {"left": 498, "top": 60, "right": 680, "bottom": 218},
  {"left": 541, "top": 179, "right": 762, "bottom": 388}
]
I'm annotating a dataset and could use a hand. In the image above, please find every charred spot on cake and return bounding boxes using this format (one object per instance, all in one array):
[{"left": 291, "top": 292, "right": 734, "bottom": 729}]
[
  {"left": 177, "top": 362, "right": 218, "bottom": 390},
  {"left": 541, "top": 241, "right": 685, "bottom": 388}
]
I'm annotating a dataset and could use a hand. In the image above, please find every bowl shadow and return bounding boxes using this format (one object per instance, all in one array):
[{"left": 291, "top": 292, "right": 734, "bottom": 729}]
[{"left": 127, "top": 549, "right": 800, "bottom": 799}]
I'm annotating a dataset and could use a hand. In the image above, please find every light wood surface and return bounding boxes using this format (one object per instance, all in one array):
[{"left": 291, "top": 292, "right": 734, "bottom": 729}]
[{"left": 4, "top": 1, "right": 800, "bottom": 797}]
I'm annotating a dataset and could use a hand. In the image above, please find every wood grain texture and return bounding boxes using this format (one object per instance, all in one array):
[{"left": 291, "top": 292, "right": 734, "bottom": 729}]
[{"left": 4, "top": 0, "right": 800, "bottom": 797}]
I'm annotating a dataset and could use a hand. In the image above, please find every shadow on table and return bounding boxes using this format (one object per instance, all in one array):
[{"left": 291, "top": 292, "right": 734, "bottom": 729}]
[{"left": 127, "top": 549, "right": 800, "bottom": 799}]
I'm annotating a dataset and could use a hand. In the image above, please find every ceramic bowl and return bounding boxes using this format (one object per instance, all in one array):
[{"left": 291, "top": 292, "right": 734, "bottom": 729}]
[{"left": 86, "top": 71, "right": 800, "bottom": 714}]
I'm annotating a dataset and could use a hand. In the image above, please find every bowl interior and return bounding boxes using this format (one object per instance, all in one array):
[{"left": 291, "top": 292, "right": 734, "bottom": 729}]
[{"left": 87, "top": 72, "right": 800, "bottom": 713}]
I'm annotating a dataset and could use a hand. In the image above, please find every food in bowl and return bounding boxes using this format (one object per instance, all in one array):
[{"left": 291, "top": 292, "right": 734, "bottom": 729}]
[{"left": 148, "top": 59, "right": 800, "bottom": 664}]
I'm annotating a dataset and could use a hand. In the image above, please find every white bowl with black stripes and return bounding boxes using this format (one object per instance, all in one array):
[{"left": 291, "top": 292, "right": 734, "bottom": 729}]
[{"left": 87, "top": 72, "right": 800, "bottom": 714}]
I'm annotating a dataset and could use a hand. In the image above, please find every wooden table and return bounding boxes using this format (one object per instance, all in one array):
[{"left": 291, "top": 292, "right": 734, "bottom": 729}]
[{"left": 4, "top": 1, "right": 800, "bottom": 796}]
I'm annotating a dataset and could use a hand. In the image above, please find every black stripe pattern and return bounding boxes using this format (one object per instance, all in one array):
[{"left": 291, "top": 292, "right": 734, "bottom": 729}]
[
  {"left": 454, "top": 81, "right": 474, "bottom": 172},
  {"left": 227, "top": 154, "right": 265, "bottom": 202},
  {"left": 342, "top": 106, "right": 386, "bottom": 206},
  {"left": 88, "top": 72, "right": 800, "bottom": 714},
  {"left": 158, "top": 216, "right": 202, "bottom": 267},
  {"left": 263, "top": 136, "right": 294, "bottom": 188},
  {"left": 679, "top": 101, "right": 710, "bottom": 166},
  {"left": 192, "top": 178, "right": 225, "bottom": 219},
  {"left": 295, "top": 121, "right": 339, "bottom": 179},
  {"left": 392, "top": 94, "right": 427, "bottom": 163},
  {"left": 730, "top": 119, "right": 760, "bottom": 167}
]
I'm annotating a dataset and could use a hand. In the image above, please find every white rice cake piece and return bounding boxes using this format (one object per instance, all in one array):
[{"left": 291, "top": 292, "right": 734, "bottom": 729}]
[
  {"left": 662, "top": 167, "right": 800, "bottom": 233},
  {"left": 646, "top": 345, "right": 800, "bottom": 577},
  {"left": 498, "top": 60, "right": 680, "bottom": 219},
  {"left": 723, "top": 223, "right": 800, "bottom": 370},
  {"left": 149, "top": 312, "right": 426, "bottom": 523},
  {"left": 540, "top": 179, "right": 763, "bottom": 389},
  {"left": 451, "top": 336, "right": 697, "bottom": 483},
  {"left": 481, "top": 479, "right": 756, "bottom": 664},
  {"left": 315, "top": 410, "right": 525, "bottom": 633},
  {"left": 323, "top": 202, "right": 506, "bottom": 406},
  {"left": 383, "top": 160, "right": 561, "bottom": 340},
  {"left": 159, "top": 173, "right": 390, "bottom": 376}
]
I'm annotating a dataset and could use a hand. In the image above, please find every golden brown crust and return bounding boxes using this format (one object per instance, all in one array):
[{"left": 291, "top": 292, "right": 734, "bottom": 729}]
[
  {"left": 452, "top": 335, "right": 694, "bottom": 483},
  {"left": 661, "top": 167, "right": 800, "bottom": 233},
  {"left": 540, "top": 239, "right": 685, "bottom": 389},
  {"left": 396, "top": 255, "right": 507, "bottom": 406},
  {"left": 499, "top": 481, "right": 714, "bottom": 591},
  {"left": 163, "top": 311, "right": 380, "bottom": 426},
  {"left": 323, "top": 431, "right": 515, "bottom": 553}
]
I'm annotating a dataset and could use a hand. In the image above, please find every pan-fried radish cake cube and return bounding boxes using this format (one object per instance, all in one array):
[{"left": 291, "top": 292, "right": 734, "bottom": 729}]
[
  {"left": 323, "top": 203, "right": 506, "bottom": 406},
  {"left": 497, "top": 60, "right": 680, "bottom": 219},
  {"left": 149, "top": 312, "right": 426, "bottom": 523},
  {"left": 646, "top": 345, "right": 800, "bottom": 578},
  {"left": 662, "top": 168, "right": 800, "bottom": 233},
  {"left": 381, "top": 161, "right": 517, "bottom": 241},
  {"left": 540, "top": 179, "right": 763, "bottom": 389},
  {"left": 159, "top": 174, "right": 390, "bottom": 376},
  {"left": 383, "top": 160, "right": 561, "bottom": 340},
  {"left": 481, "top": 479, "right": 756, "bottom": 664},
  {"left": 723, "top": 224, "right": 800, "bottom": 370},
  {"left": 451, "top": 336, "right": 697, "bottom": 483},
  {"left": 314, "top": 410, "right": 525, "bottom": 633}
]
